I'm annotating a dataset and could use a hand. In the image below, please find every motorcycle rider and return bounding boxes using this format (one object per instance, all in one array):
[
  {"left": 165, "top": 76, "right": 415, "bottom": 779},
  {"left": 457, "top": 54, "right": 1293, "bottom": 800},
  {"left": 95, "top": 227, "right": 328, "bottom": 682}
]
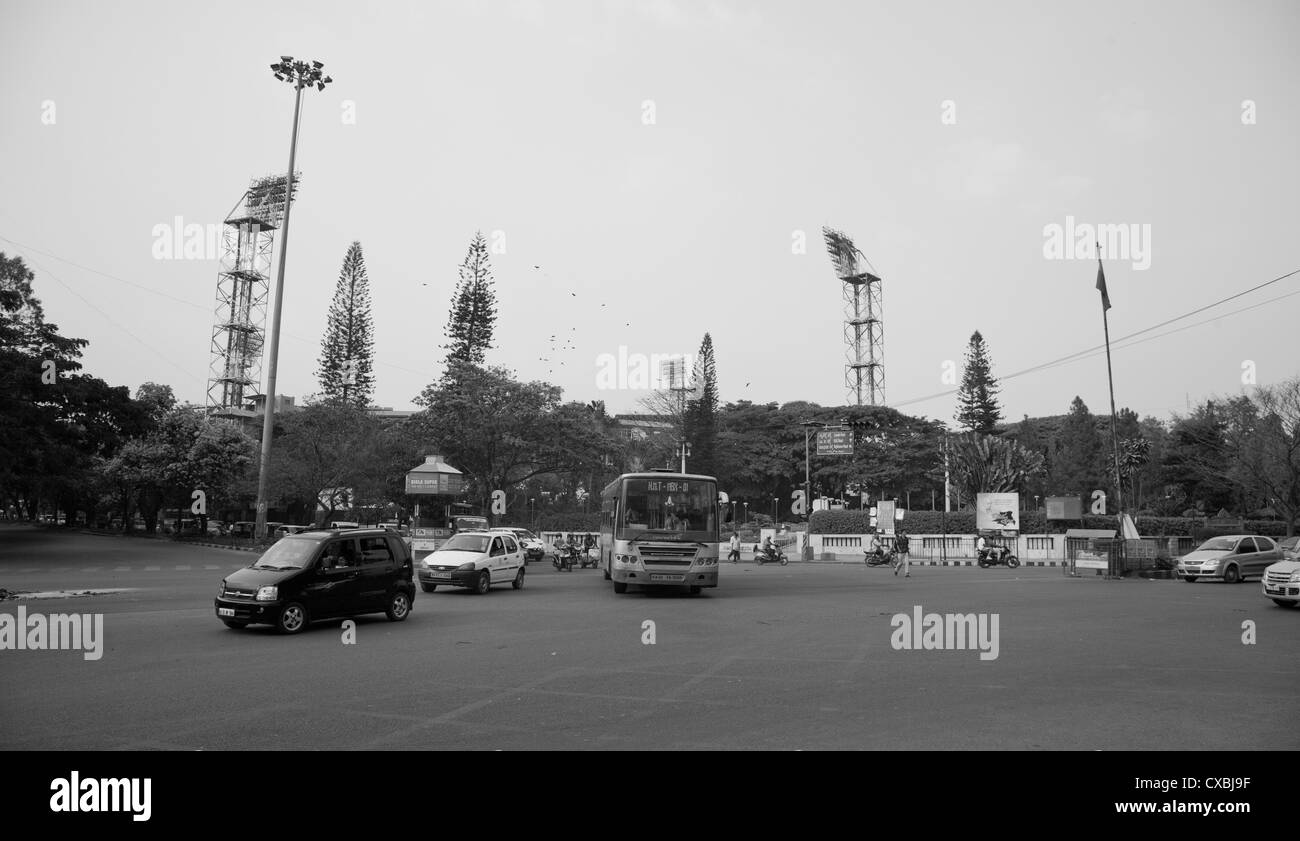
[
  {"left": 761, "top": 535, "right": 777, "bottom": 562},
  {"left": 867, "top": 531, "right": 885, "bottom": 563},
  {"left": 976, "top": 534, "right": 988, "bottom": 564}
]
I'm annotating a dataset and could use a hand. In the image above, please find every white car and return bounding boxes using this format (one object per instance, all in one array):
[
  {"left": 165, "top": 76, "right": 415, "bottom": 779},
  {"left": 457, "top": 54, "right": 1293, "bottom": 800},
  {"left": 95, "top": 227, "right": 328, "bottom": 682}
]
[
  {"left": 418, "top": 531, "right": 525, "bottom": 594},
  {"left": 494, "top": 527, "right": 546, "bottom": 562},
  {"left": 1262, "top": 557, "right": 1300, "bottom": 608}
]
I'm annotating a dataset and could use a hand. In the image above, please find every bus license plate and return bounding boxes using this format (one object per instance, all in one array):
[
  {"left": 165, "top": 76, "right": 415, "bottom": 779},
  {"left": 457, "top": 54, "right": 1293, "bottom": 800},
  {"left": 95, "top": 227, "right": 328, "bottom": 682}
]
[{"left": 650, "top": 574, "right": 684, "bottom": 582}]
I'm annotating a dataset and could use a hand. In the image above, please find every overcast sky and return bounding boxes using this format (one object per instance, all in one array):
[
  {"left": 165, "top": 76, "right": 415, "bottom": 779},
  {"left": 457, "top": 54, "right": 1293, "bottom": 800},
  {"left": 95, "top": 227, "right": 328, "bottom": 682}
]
[{"left": 2, "top": 0, "right": 1297, "bottom": 426}]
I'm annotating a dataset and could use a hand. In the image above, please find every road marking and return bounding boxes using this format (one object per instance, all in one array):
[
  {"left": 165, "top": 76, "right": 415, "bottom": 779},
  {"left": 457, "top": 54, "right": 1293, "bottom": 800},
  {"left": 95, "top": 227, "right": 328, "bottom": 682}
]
[
  {"left": 143, "top": 566, "right": 160, "bottom": 571},
  {"left": 203, "top": 565, "right": 219, "bottom": 570},
  {"left": 174, "top": 565, "right": 192, "bottom": 571},
  {"left": 81, "top": 567, "right": 101, "bottom": 572}
]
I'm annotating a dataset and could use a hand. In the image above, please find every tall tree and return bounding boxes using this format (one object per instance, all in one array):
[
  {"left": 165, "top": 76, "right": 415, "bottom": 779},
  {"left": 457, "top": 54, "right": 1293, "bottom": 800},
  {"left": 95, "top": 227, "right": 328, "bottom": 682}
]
[
  {"left": 955, "top": 331, "right": 1003, "bottom": 433},
  {"left": 441, "top": 231, "right": 498, "bottom": 370},
  {"left": 948, "top": 432, "right": 1046, "bottom": 500},
  {"left": 1055, "top": 396, "right": 1106, "bottom": 499},
  {"left": 684, "top": 333, "right": 719, "bottom": 477},
  {"left": 316, "top": 241, "right": 376, "bottom": 407},
  {"left": 1162, "top": 401, "right": 1234, "bottom": 515}
]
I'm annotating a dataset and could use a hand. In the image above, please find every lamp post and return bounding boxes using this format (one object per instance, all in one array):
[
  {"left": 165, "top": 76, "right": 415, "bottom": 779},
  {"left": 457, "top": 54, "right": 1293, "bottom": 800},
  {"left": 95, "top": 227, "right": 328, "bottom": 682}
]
[
  {"left": 800, "top": 420, "right": 827, "bottom": 522},
  {"left": 743, "top": 502, "right": 748, "bottom": 524},
  {"left": 772, "top": 497, "right": 778, "bottom": 527},
  {"left": 253, "top": 56, "right": 332, "bottom": 541}
]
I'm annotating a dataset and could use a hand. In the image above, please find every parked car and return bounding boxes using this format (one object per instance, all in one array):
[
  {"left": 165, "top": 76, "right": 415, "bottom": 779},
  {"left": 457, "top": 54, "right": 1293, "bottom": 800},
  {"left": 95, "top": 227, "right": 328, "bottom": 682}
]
[
  {"left": 1262, "top": 554, "right": 1300, "bottom": 608},
  {"left": 495, "top": 527, "right": 546, "bottom": 562},
  {"left": 418, "top": 530, "right": 525, "bottom": 594},
  {"left": 274, "top": 524, "right": 309, "bottom": 538},
  {"left": 214, "top": 528, "right": 415, "bottom": 633},
  {"left": 1176, "top": 535, "right": 1283, "bottom": 583}
]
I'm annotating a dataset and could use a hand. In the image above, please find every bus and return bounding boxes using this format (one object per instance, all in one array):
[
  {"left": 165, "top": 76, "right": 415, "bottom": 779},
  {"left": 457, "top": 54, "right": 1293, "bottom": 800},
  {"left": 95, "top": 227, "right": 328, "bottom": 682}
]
[
  {"left": 599, "top": 471, "right": 721, "bottom": 595},
  {"left": 410, "top": 504, "right": 489, "bottom": 561}
]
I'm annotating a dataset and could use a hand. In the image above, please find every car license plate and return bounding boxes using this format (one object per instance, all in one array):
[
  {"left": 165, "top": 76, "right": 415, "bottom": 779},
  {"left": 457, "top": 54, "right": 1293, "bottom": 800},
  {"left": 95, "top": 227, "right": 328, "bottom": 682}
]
[
  {"left": 650, "top": 574, "right": 684, "bottom": 582},
  {"left": 218, "top": 607, "right": 235, "bottom": 617},
  {"left": 433, "top": 573, "right": 451, "bottom": 580}
]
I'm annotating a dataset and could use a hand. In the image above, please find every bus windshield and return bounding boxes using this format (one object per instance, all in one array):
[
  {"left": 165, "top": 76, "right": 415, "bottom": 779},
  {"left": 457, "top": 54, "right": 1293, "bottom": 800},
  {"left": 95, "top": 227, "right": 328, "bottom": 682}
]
[{"left": 619, "top": 477, "right": 716, "bottom": 537}]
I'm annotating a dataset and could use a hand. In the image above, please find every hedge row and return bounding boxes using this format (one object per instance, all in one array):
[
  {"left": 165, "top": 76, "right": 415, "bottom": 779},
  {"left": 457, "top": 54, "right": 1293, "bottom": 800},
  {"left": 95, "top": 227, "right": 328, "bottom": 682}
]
[{"left": 809, "top": 509, "right": 1297, "bottom": 537}]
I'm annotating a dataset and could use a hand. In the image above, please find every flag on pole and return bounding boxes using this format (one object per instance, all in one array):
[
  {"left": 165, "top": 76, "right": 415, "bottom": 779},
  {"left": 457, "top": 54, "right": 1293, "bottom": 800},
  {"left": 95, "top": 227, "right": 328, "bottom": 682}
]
[{"left": 1096, "top": 249, "right": 1111, "bottom": 311}]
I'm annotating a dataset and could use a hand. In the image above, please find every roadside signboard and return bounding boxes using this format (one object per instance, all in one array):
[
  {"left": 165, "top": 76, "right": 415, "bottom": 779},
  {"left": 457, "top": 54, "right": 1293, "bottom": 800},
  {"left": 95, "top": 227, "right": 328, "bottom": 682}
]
[
  {"left": 976, "top": 493, "right": 1020, "bottom": 532},
  {"left": 1046, "top": 496, "right": 1083, "bottom": 520},
  {"left": 815, "top": 427, "right": 853, "bottom": 456}
]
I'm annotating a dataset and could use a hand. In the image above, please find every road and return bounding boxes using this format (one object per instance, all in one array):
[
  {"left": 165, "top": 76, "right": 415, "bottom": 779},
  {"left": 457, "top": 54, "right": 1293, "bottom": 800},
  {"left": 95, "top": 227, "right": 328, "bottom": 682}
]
[{"left": 1, "top": 523, "right": 1297, "bottom": 750}]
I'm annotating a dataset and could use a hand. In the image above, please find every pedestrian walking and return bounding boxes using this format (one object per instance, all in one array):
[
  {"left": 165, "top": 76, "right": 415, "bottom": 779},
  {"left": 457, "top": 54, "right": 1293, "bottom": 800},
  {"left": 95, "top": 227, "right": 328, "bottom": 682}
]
[
  {"left": 893, "top": 529, "right": 911, "bottom": 577},
  {"left": 727, "top": 531, "right": 741, "bottom": 563}
]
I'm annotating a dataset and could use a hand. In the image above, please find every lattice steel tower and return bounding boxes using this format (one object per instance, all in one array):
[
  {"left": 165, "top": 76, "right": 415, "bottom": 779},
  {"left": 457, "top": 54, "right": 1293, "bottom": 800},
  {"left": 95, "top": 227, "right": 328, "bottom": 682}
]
[
  {"left": 823, "top": 226, "right": 884, "bottom": 406},
  {"left": 206, "top": 174, "right": 297, "bottom": 419}
]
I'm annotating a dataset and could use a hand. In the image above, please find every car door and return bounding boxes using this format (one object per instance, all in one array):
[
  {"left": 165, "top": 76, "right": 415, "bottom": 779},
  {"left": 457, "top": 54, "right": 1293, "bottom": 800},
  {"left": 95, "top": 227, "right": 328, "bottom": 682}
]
[
  {"left": 502, "top": 535, "right": 522, "bottom": 576},
  {"left": 309, "top": 538, "right": 363, "bottom": 618},
  {"left": 357, "top": 536, "right": 397, "bottom": 610},
  {"left": 1251, "top": 537, "right": 1278, "bottom": 577},
  {"left": 1231, "top": 538, "right": 1255, "bottom": 578},
  {"left": 488, "top": 536, "right": 506, "bottom": 581}
]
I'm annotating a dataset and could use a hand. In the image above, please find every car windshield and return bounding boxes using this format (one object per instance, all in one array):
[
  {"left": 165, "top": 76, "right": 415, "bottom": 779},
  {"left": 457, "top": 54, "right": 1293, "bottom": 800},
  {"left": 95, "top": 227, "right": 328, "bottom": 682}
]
[
  {"left": 441, "top": 533, "right": 489, "bottom": 553},
  {"left": 513, "top": 530, "right": 536, "bottom": 540},
  {"left": 252, "top": 537, "right": 319, "bottom": 569},
  {"left": 1196, "top": 538, "right": 1237, "bottom": 552}
]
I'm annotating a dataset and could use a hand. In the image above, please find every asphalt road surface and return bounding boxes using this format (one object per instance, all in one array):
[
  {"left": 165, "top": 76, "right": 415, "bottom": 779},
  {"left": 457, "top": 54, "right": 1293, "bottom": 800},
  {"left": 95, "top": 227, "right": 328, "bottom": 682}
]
[{"left": 2, "top": 523, "right": 1296, "bottom": 750}]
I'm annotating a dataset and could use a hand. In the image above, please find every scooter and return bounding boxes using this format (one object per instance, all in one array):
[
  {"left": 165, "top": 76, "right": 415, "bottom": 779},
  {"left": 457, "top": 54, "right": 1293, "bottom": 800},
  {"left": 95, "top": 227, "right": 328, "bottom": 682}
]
[
  {"left": 553, "top": 546, "right": 575, "bottom": 572},
  {"left": 756, "top": 546, "right": 788, "bottom": 566},
  {"left": 865, "top": 547, "right": 897, "bottom": 567},
  {"left": 579, "top": 547, "right": 599, "bottom": 569},
  {"left": 977, "top": 546, "right": 1020, "bottom": 568}
]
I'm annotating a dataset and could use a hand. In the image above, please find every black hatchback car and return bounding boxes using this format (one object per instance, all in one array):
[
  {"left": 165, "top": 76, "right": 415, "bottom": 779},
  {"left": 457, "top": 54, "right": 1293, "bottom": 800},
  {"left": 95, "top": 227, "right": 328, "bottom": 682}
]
[{"left": 214, "top": 528, "right": 416, "bottom": 633}]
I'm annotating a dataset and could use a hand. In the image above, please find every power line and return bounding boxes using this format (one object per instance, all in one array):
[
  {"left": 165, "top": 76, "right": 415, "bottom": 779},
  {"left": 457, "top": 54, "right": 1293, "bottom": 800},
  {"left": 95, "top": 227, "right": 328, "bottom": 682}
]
[
  {"left": 19, "top": 254, "right": 206, "bottom": 384},
  {"left": 890, "top": 266, "right": 1300, "bottom": 410}
]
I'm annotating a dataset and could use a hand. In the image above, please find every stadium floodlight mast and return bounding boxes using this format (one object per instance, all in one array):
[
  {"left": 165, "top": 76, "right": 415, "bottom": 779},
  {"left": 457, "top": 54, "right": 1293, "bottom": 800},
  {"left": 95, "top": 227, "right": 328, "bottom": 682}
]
[{"left": 253, "top": 57, "right": 333, "bottom": 541}]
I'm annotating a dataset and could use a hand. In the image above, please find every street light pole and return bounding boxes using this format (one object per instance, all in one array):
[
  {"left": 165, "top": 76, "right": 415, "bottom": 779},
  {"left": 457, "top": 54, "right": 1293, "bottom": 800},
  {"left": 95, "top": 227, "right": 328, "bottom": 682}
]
[{"left": 253, "top": 57, "right": 331, "bottom": 541}]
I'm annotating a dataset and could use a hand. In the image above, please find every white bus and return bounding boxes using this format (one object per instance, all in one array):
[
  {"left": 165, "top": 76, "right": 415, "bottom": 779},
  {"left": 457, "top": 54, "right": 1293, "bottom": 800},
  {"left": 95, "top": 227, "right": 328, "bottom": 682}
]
[{"left": 599, "top": 471, "right": 720, "bottom": 595}]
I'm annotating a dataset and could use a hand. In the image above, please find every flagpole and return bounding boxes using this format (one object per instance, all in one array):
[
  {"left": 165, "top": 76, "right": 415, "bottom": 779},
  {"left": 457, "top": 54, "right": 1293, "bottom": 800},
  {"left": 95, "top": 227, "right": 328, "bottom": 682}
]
[{"left": 1097, "top": 241, "right": 1125, "bottom": 526}]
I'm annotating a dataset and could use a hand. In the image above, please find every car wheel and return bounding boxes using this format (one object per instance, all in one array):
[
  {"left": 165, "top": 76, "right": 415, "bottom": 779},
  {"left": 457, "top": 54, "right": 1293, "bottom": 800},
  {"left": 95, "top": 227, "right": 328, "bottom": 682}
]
[
  {"left": 1223, "top": 565, "right": 1241, "bottom": 584},
  {"left": 474, "top": 570, "right": 491, "bottom": 595},
  {"left": 276, "top": 602, "right": 308, "bottom": 634},
  {"left": 613, "top": 581, "right": 628, "bottom": 594},
  {"left": 1183, "top": 576, "right": 1197, "bottom": 583},
  {"left": 222, "top": 620, "right": 247, "bottom": 630},
  {"left": 512, "top": 568, "right": 525, "bottom": 590},
  {"left": 1272, "top": 599, "right": 1296, "bottom": 608},
  {"left": 385, "top": 591, "right": 411, "bottom": 621}
]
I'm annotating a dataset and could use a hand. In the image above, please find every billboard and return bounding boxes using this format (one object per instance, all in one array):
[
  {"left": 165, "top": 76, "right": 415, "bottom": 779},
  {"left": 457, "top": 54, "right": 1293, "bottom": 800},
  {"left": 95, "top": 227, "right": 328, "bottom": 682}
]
[
  {"left": 815, "top": 427, "right": 853, "bottom": 456},
  {"left": 1045, "top": 496, "right": 1083, "bottom": 520},
  {"left": 404, "top": 472, "right": 464, "bottom": 495},
  {"left": 876, "top": 500, "right": 896, "bottom": 533},
  {"left": 976, "top": 493, "right": 1020, "bottom": 532}
]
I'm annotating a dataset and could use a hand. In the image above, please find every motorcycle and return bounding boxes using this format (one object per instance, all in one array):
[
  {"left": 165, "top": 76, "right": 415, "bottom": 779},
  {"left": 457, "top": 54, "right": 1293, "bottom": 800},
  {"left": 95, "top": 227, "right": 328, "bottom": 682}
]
[
  {"left": 977, "top": 546, "right": 1020, "bottom": 569},
  {"left": 579, "top": 546, "right": 599, "bottom": 569},
  {"left": 756, "top": 546, "right": 788, "bottom": 566},
  {"left": 553, "top": 546, "right": 576, "bottom": 572},
  {"left": 865, "top": 547, "right": 897, "bottom": 567}
]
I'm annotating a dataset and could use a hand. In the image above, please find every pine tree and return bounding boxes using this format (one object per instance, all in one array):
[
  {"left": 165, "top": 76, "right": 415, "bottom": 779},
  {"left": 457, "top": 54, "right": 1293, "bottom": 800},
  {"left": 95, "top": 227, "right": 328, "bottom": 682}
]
[
  {"left": 1057, "top": 396, "right": 1106, "bottom": 495},
  {"left": 684, "top": 333, "right": 719, "bottom": 477},
  {"left": 315, "top": 241, "right": 375, "bottom": 407},
  {"left": 442, "top": 231, "right": 498, "bottom": 370},
  {"left": 955, "top": 331, "right": 1002, "bottom": 434}
]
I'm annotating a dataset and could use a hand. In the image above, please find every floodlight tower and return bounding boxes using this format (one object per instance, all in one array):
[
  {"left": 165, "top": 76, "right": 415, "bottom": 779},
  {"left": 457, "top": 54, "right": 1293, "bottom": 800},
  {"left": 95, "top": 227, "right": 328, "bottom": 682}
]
[
  {"left": 206, "top": 175, "right": 297, "bottom": 421},
  {"left": 823, "top": 226, "right": 884, "bottom": 406}
]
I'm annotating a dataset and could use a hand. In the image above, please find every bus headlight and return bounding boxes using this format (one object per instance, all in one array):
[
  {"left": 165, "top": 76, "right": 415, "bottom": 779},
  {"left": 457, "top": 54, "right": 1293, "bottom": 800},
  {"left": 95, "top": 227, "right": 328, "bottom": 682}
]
[{"left": 615, "top": 554, "right": 636, "bottom": 565}]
